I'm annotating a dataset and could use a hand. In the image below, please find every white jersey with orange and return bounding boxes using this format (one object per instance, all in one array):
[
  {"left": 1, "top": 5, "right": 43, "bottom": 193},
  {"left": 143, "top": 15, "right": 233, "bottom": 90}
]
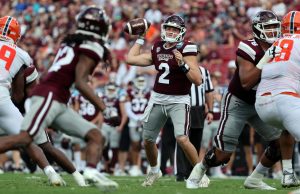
[
  {"left": 0, "top": 40, "right": 32, "bottom": 103},
  {"left": 257, "top": 34, "right": 300, "bottom": 96}
]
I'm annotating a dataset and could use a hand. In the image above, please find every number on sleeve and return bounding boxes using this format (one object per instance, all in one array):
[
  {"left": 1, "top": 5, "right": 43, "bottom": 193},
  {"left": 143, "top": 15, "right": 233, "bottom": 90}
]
[
  {"left": 274, "top": 39, "right": 294, "bottom": 62},
  {"left": 158, "top": 63, "right": 170, "bottom": 84},
  {"left": 0, "top": 45, "right": 16, "bottom": 71}
]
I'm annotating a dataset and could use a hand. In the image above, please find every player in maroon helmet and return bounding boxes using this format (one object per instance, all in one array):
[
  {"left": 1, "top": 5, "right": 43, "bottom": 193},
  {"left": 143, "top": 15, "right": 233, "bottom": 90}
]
[
  {"left": 126, "top": 14, "right": 202, "bottom": 186},
  {"left": 0, "top": 6, "right": 119, "bottom": 190},
  {"left": 187, "top": 10, "right": 298, "bottom": 190}
]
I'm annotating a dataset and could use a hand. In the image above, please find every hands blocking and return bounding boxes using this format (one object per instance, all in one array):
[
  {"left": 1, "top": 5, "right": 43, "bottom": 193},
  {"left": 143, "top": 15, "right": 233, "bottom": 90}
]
[
  {"left": 266, "top": 45, "right": 282, "bottom": 59},
  {"left": 257, "top": 45, "right": 282, "bottom": 70}
]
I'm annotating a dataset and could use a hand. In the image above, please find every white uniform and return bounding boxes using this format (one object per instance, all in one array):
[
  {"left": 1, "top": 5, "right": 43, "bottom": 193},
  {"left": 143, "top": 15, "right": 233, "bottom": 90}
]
[
  {"left": 0, "top": 40, "right": 32, "bottom": 135},
  {"left": 256, "top": 34, "right": 300, "bottom": 140}
]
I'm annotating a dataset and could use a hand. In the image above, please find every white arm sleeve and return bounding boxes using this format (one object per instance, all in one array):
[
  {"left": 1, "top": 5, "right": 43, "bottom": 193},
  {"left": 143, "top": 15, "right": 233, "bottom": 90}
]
[{"left": 125, "top": 101, "right": 140, "bottom": 121}]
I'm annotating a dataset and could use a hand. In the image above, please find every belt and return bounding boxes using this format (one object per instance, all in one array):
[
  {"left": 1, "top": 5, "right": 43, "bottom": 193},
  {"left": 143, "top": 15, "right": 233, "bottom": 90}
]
[{"left": 261, "top": 91, "right": 300, "bottom": 98}]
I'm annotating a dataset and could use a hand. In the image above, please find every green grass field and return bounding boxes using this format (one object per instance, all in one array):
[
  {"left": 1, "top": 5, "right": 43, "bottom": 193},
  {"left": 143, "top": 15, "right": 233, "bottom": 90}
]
[{"left": 0, "top": 173, "right": 297, "bottom": 194}]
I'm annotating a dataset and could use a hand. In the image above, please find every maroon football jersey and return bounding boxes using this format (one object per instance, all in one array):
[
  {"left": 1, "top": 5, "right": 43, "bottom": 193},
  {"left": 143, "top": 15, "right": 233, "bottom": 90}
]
[
  {"left": 228, "top": 39, "right": 265, "bottom": 105},
  {"left": 102, "top": 95, "right": 122, "bottom": 124},
  {"left": 31, "top": 39, "right": 107, "bottom": 103},
  {"left": 77, "top": 94, "right": 100, "bottom": 121},
  {"left": 151, "top": 40, "right": 197, "bottom": 95},
  {"left": 127, "top": 88, "right": 151, "bottom": 114}
]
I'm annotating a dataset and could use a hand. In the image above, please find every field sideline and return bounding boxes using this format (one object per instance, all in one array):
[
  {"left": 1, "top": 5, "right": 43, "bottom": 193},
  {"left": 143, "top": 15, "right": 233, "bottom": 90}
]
[{"left": 0, "top": 173, "right": 297, "bottom": 194}]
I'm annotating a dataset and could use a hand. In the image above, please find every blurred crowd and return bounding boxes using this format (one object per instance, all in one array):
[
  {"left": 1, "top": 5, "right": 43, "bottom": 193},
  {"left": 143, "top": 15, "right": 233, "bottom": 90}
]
[
  {"left": 1, "top": 0, "right": 300, "bottom": 177},
  {"left": 1, "top": 0, "right": 299, "bottom": 85}
]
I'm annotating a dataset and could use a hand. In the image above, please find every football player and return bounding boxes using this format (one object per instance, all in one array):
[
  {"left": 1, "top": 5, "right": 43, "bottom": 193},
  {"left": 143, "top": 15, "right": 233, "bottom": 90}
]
[
  {"left": 126, "top": 15, "right": 202, "bottom": 186},
  {"left": 126, "top": 75, "right": 151, "bottom": 176},
  {"left": 187, "top": 10, "right": 298, "bottom": 190},
  {"left": 254, "top": 11, "right": 300, "bottom": 193},
  {"left": 0, "top": 16, "right": 67, "bottom": 185},
  {"left": 0, "top": 7, "right": 119, "bottom": 190},
  {"left": 100, "top": 82, "right": 128, "bottom": 173}
]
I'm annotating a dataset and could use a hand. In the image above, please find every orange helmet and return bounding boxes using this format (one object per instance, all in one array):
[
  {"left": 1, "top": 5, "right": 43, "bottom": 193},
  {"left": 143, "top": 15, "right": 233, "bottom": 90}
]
[
  {"left": 0, "top": 16, "right": 21, "bottom": 43},
  {"left": 282, "top": 11, "right": 300, "bottom": 35}
]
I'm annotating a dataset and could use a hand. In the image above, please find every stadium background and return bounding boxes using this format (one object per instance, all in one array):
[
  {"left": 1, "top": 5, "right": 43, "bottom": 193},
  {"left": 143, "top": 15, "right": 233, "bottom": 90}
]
[{"left": 1, "top": 0, "right": 300, "bottom": 193}]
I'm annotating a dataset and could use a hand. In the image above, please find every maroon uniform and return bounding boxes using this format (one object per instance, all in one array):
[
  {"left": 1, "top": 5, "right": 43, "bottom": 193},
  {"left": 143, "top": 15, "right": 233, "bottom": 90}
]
[
  {"left": 31, "top": 41, "right": 106, "bottom": 103},
  {"left": 228, "top": 39, "right": 264, "bottom": 104},
  {"left": 127, "top": 88, "right": 151, "bottom": 115},
  {"left": 76, "top": 94, "right": 100, "bottom": 122},
  {"left": 151, "top": 40, "right": 197, "bottom": 95}
]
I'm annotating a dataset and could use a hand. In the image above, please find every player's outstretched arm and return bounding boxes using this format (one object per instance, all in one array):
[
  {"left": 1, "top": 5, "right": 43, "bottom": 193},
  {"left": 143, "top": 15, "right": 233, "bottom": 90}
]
[
  {"left": 75, "top": 54, "right": 106, "bottom": 112},
  {"left": 126, "top": 41, "right": 152, "bottom": 66},
  {"left": 237, "top": 56, "right": 261, "bottom": 90}
]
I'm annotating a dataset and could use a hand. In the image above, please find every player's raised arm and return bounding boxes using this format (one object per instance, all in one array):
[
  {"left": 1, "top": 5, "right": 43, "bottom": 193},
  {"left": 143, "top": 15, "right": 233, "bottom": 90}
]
[
  {"left": 124, "top": 18, "right": 153, "bottom": 66},
  {"left": 126, "top": 42, "right": 152, "bottom": 66}
]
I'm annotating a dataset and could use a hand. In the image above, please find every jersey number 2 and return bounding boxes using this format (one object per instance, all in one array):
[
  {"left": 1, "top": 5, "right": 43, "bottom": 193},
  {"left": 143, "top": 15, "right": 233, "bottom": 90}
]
[
  {"left": 0, "top": 45, "right": 16, "bottom": 71},
  {"left": 158, "top": 63, "right": 170, "bottom": 84}
]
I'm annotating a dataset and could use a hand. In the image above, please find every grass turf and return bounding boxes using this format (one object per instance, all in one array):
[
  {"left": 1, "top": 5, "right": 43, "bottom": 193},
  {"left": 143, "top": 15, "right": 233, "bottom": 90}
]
[{"left": 0, "top": 173, "right": 297, "bottom": 194}]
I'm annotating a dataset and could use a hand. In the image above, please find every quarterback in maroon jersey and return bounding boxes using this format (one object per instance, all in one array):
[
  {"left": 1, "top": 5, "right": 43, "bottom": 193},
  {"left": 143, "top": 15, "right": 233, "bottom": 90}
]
[
  {"left": 0, "top": 7, "right": 119, "bottom": 190},
  {"left": 126, "top": 14, "right": 202, "bottom": 186}
]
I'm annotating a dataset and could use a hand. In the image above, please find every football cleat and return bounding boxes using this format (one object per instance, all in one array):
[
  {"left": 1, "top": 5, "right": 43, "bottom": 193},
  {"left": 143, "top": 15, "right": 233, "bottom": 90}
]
[
  {"left": 244, "top": 177, "right": 276, "bottom": 190},
  {"left": 83, "top": 167, "right": 118, "bottom": 191},
  {"left": 141, "top": 170, "right": 162, "bottom": 187},
  {"left": 281, "top": 170, "right": 300, "bottom": 188}
]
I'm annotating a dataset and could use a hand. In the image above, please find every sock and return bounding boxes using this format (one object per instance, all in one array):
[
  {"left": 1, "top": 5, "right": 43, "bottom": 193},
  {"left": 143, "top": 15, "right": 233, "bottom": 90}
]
[
  {"left": 86, "top": 163, "right": 97, "bottom": 169},
  {"left": 73, "top": 151, "right": 81, "bottom": 170},
  {"left": 188, "top": 162, "right": 207, "bottom": 180},
  {"left": 250, "top": 162, "right": 268, "bottom": 179},
  {"left": 282, "top": 159, "right": 293, "bottom": 173},
  {"left": 44, "top": 165, "right": 56, "bottom": 177},
  {"left": 150, "top": 164, "right": 159, "bottom": 173}
]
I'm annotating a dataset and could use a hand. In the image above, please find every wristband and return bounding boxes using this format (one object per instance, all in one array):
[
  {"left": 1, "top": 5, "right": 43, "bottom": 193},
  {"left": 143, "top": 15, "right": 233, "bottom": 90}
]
[
  {"left": 208, "top": 110, "right": 213, "bottom": 114},
  {"left": 179, "top": 63, "right": 190, "bottom": 74},
  {"left": 135, "top": 38, "right": 145, "bottom": 45}
]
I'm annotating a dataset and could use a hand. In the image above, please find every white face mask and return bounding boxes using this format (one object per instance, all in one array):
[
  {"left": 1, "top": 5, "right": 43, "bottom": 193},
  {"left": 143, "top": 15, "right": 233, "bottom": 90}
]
[
  {"left": 253, "top": 21, "right": 281, "bottom": 43},
  {"left": 161, "top": 24, "right": 186, "bottom": 43}
]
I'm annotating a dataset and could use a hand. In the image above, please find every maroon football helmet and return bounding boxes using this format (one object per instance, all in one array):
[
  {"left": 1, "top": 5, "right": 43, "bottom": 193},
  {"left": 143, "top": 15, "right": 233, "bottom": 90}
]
[
  {"left": 76, "top": 6, "right": 111, "bottom": 42},
  {"left": 252, "top": 10, "right": 281, "bottom": 44},
  {"left": 161, "top": 15, "right": 186, "bottom": 43}
]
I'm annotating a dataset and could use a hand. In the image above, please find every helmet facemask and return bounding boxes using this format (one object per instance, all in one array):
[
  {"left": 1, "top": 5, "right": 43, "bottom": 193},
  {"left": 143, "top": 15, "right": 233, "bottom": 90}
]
[
  {"left": 161, "top": 24, "right": 186, "bottom": 43},
  {"left": 253, "top": 21, "right": 281, "bottom": 44}
]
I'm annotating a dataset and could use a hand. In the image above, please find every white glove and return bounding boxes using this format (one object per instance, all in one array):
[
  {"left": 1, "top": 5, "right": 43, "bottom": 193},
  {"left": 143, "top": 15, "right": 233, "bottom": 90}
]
[{"left": 257, "top": 45, "right": 282, "bottom": 69}]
